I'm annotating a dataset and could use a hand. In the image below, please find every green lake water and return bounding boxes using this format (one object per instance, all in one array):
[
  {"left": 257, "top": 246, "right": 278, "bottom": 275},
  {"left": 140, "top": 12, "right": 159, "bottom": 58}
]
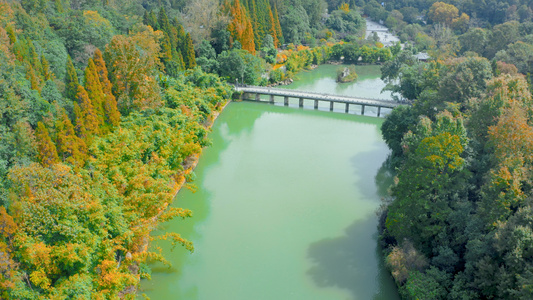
[{"left": 140, "top": 65, "right": 400, "bottom": 299}]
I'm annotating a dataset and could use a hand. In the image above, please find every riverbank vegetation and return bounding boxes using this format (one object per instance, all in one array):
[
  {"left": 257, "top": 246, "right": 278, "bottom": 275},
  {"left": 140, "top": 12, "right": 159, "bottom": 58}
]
[
  {"left": 375, "top": 0, "right": 533, "bottom": 298},
  {"left": 0, "top": 1, "right": 236, "bottom": 298},
  {"left": 0, "top": 0, "right": 402, "bottom": 298}
]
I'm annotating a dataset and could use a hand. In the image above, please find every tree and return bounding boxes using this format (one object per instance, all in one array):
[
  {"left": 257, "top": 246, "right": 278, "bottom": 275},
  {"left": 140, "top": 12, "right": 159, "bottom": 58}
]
[
  {"left": 226, "top": 0, "right": 256, "bottom": 54},
  {"left": 93, "top": 49, "right": 120, "bottom": 127},
  {"left": 184, "top": 33, "right": 197, "bottom": 69},
  {"left": 428, "top": 2, "right": 459, "bottom": 26},
  {"left": 386, "top": 111, "right": 469, "bottom": 252},
  {"left": 281, "top": 4, "right": 310, "bottom": 44},
  {"left": 55, "top": 109, "right": 87, "bottom": 166},
  {"left": 74, "top": 86, "right": 99, "bottom": 142},
  {"left": 459, "top": 28, "right": 488, "bottom": 56},
  {"left": 65, "top": 55, "right": 79, "bottom": 101},
  {"left": 35, "top": 122, "right": 59, "bottom": 167},
  {"left": 438, "top": 56, "right": 493, "bottom": 104},
  {"left": 495, "top": 41, "right": 533, "bottom": 75},
  {"left": 5, "top": 163, "right": 135, "bottom": 298},
  {"left": 41, "top": 55, "right": 52, "bottom": 81},
  {"left": 183, "top": 0, "right": 230, "bottom": 44},
  {"left": 104, "top": 26, "right": 162, "bottom": 114},
  {"left": 216, "top": 49, "right": 264, "bottom": 84},
  {"left": 84, "top": 58, "right": 105, "bottom": 125}
]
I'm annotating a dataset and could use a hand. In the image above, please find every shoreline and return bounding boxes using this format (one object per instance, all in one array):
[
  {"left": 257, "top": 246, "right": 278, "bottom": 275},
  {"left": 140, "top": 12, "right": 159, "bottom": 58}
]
[{"left": 132, "top": 98, "right": 231, "bottom": 296}]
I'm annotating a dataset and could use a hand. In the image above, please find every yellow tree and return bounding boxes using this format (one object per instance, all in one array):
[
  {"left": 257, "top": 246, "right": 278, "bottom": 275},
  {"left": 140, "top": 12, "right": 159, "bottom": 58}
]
[
  {"left": 35, "top": 122, "right": 59, "bottom": 167},
  {"left": 268, "top": 5, "right": 279, "bottom": 47},
  {"left": 428, "top": 2, "right": 459, "bottom": 26},
  {"left": 104, "top": 26, "right": 163, "bottom": 114},
  {"left": 93, "top": 49, "right": 120, "bottom": 128},
  {"left": 273, "top": 4, "right": 283, "bottom": 45},
  {"left": 84, "top": 58, "right": 105, "bottom": 126},
  {"left": 74, "top": 85, "right": 100, "bottom": 143},
  {"left": 55, "top": 109, "right": 87, "bottom": 166},
  {"left": 227, "top": 0, "right": 256, "bottom": 54}
]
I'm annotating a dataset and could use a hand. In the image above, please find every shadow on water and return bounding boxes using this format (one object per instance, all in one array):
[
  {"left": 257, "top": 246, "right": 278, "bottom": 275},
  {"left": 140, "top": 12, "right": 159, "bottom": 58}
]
[
  {"left": 350, "top": 141, "right": 391, "bottom": 201},
  {"left": 306, "top": 215, "right": 400, "bottom": 300},
  {"left": 373, "top": 155, "right": 396, "bottom": 199}
]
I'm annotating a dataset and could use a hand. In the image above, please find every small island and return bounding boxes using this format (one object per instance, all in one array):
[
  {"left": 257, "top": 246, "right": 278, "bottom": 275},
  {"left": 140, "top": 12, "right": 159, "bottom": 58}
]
[{"left": 337, "top": 65, "right": 358, "bottom": 83}]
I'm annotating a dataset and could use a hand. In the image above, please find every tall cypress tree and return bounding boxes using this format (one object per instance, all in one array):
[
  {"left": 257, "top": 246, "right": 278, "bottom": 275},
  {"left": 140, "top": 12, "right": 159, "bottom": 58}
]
[
  {"left": 35, "top": 121, "right": 59, "bottom": 167},
  {"left": 93, "top": 49, "right": 120, "bottom": 127},
  {"left": 56, "top": 109, "right": 87, "bottom": 165},
  {"left": 84, "top": 58, "right": 105, "bottom": 125},
  {"left": 248, "top": 0, "right": 261, "bottom": 49},
  {"left": 227, "top": 0, "right": 256, "bottom": 54},
  {"left": 28, "top": 40, "right": 42, "bottom": 76},
  {"left": 158, "top": 7, "right": 171, "bottom": 34},
  {"left": 268, "top": 5, "right": 279, "bottom": 47},
  {"left": 184, "top": 33, "right": 196, "bottom": 69},
  {"left": 25, "top": 62, "right": 41, "bottom": 92},
  {"left": 75, "top": 85, "right": 100, "bottom": 142},
  {"left": 273, "top": 4, "right": 283, "bottom": 45},
  {"left": 41, "top": 55, "right": 52, "bottom": 80},
  {"left": 65, "top": 55, "right": 79, "bottom": 100}
]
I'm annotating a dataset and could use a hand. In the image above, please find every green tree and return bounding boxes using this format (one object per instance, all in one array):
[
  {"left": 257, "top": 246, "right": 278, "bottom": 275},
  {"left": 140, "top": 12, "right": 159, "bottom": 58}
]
[
  {"left": 386, "top": 111, "right": 469, "bottom": 252},
  {"left": 216, "top": 49, "right": 265, "bottom": 85},
  {"left": 65, "top": 55, "right": 80, "bottom": 101},
  {"left": 184, "top": 33, "right": 197, "bottom": 69}
]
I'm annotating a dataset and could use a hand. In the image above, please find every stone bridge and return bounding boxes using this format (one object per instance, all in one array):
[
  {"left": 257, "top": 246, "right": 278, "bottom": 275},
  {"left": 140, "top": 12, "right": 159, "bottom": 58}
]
[{"left": 234, "top": 85, "right": 400, "bottom": 117}]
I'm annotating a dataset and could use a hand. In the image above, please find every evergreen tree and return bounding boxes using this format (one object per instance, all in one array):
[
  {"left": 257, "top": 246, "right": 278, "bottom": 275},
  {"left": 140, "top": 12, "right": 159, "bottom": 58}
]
[
  {"left": 84, "top": 58, "right": 105, "bottom": 125},
  {"left": 65, "top": 55, "right": 79, "bottom": 100},
  {"left": 184, "top": 33, "right": 196, "bottom": 69},
  {"left": 35, "top": 121, "right": 59, "bottom": 167},
  {"left": 158, "top": 7, "right": 171, "bottom": 34},
  {"left": 93, "top": 49, "right": 120, "bottom": 127},
  {"left": 248, "top": 0, "right": 261, "bottom": 49},
  {"left": 28, "top": 39, "right": 42, "bottom": 76},
  {"left": 273, "top": 4, "right": 283, "bottom": 45},
  {"left": 268, "top": 5, "right": 279, "bottom": 47},
  {"left": 75, "top": 85, "right": 100, "bottom": 142},
  {"left": 56, "top": 109, "right": 87, "bottom": 166},
  {"left": 161, "top": 32, "right": 173, "bottom": 64},
  {"left": 227, "top": 0, "right": 256, "bottom": 54},
  {"left": 25, "top": 62, "right": 41, "bottom": 92},
  {"left": 41, "top": 55, "right": 52, "bottom": 81}
]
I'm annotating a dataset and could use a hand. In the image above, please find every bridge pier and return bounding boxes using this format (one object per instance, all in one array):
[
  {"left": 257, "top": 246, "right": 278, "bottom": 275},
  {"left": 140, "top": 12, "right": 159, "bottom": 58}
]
[
  {"left": 345, "top": 103, "right": 349, "bottom": 113},
  {"left": 284, "top": 96, "right": 289, "bottom": 106},
  {"left": 377, "top": 106, "right": 381, "bottom": 117},
  {"left": 299, "top": 98, "right": 303, "bottom": 108},
  {"left": 361, "top": 105, "right": 365, "bottom": 115},
  {"left": 330, "top": 101, "right": 334, "bottom": 111},
  {"left": 270, "top": 94, "right": 275, "bottom": 104},
  {"left": 255, "top": 93, "right": 260, "bottom": 101},
  {"left": 314, "top": 100, "right": 318, "bottom": 109}
]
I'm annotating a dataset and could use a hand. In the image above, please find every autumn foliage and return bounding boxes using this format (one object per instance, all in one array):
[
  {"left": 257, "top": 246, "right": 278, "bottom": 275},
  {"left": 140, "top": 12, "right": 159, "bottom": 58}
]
[{"left": 0, "top": 2, "right": 232, "bottom": 298}]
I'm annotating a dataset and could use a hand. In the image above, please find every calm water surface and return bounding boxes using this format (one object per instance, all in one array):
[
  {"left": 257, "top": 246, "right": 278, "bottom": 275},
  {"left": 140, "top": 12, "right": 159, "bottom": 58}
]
[{"left": 140, "top": 66, "right": 399, "bottom": 299}]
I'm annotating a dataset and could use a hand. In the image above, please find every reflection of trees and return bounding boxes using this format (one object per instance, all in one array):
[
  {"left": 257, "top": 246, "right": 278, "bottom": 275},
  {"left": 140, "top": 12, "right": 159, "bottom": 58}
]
[{"left": 307, "top": 216, "right": 400, "bottom": 300}]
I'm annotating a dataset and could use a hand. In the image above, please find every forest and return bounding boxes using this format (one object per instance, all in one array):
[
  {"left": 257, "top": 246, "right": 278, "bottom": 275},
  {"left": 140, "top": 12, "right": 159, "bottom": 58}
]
[
  {"left": 0, "top": 0, "right": 376, "bottom": 298},
  {"left": 0, "top": 0, "right": 532, "bottom": 298},
  {"left": 375, "top": 0, "right": 533, "bottom": 299}
]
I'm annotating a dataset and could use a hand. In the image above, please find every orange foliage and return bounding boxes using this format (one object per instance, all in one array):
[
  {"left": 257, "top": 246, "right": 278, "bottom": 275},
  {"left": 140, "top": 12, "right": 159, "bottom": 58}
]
[{"left": 226, "top": 0, "right": 256, "bottom": 54}]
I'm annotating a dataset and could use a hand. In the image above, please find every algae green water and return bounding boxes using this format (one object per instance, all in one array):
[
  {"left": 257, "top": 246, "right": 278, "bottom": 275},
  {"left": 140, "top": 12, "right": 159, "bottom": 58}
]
[
  {"left": 281, "top": 64, "right": 393, "bottom": 100},
  {"left": 140, "top": 65, "right": 400, "bottom": 299}
]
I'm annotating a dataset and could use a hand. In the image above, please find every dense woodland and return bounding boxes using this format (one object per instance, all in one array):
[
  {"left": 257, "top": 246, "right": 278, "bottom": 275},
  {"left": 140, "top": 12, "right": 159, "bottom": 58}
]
[
  {"left": 0, "top": 0, "right": 532, "bottom": 298},
  {"left": 0, "top": 0, "right": 378, "bottom": 298},
  {"left": 376, "top": 1, "right": 533, "bottom": 299}
]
